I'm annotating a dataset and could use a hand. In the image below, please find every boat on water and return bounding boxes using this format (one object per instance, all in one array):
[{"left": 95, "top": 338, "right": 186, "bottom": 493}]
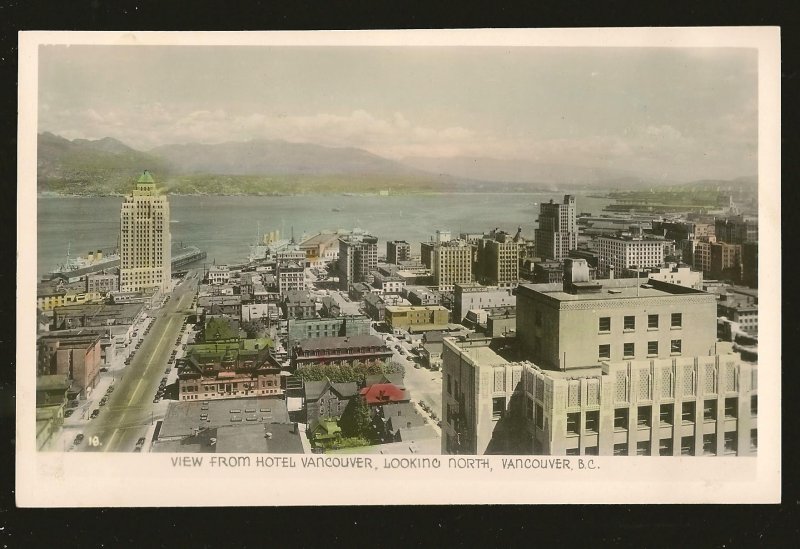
[{"left": 48, "top": 244, "right": 120, "bottom": 281}]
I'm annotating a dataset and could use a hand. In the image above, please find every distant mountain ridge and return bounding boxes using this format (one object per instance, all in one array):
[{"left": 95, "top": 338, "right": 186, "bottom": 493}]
[
  {"left": 36, "top": 132, "right": 757, "bottom": 196},
  {"left": 149, "top": 139, "right": 424, "bottom": 177}
]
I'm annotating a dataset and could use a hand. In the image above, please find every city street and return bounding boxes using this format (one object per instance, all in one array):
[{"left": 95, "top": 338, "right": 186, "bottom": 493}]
[
  {"left": 380, "top": 331, "right": 443, "bottom": 421},
  {"left": 72, "top": 269, "right": 199, "bottom": 453}
]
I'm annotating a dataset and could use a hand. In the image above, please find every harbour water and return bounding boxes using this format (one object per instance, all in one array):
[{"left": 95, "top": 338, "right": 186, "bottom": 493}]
[{"left": 37, "top": 192, "right": 613, "bottom": 278}]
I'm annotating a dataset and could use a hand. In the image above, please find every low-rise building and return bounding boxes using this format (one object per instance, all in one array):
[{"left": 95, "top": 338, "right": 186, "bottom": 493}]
[
  {"left": 282, "top": 290, "right": 316, "bottom": 320},
  {"left": 86, "top": 272, "right": 119, "bottom": 294},
  {"left": 371, "top": 271, "right": 406, "bottom": 295},
  {"left": 37, "top": 333, "right": 102, "bottom": 398},
  {"left": 363, "top": 292, "right": 387, "bottom": 321},
  {"left": 452, "top": 283, "right": 516, "bottom": 323},
  {"left": 622, "top": 263, "right": 704, "bottom": 290},
  {"left": 298, "top": 232, "right": 341, "bottom": 267},
  {"left": 287, "top": 315, "right": 371, "bottom": 348},
  {"left": 360, "top": 382, "right": 410, "bottom": 407},
  {"left": 151, "top": 397, "right": 305, "bottom": 453},
  {"left": 207, "top": 265, "right": 231, "bottom": 285},
  {"left": 385, "top": 305, "right": 450, "bottom": 332},
  {"left": 36, "top": 374, "right": 70, "bottom": 450},
  {"left": 177, "top": 339, "right": 281, "bottom": 402},
  {"left": 51, "top": 302, "right": 144, "bottom": 331},
  {"left": 718, "top": 292, "right": 758, "bottom": 337},
  {"left": 292, "top": 335, "right": 393, "bottom": 369},
  {"left": 304, "top": 378, "right": 359, "bottom": 427},
  {"left": 405, "top": 287, "right": 441, "bottom": 306}
]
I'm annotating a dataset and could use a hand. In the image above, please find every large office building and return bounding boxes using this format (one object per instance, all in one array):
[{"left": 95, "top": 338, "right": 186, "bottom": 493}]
[
  {"left": 441, "top": 259, "right": 757, "bottom": 457},
  {"left": 386, "top": 240, "right": 412, "bottom": 264},
  {"left": 432, "top": 240, "right": 474, "bottom": 291},
  {"left": 338, "top": 233, "right": 378, "bottom": 290},
  {"left": 477, "top": 230, "right": 522, "bottom": 287},
  {"left": 715, "top": 215, "right": 758, "bottom": 245},
  {"left": 535, "top": 195, "right": 577, "bottom": 261},
  {"left": 596, "top": 234, "right": 666, "bottom": 278},
  {"left": 119, "top": 171, "right": 171, "bottom": 293}
]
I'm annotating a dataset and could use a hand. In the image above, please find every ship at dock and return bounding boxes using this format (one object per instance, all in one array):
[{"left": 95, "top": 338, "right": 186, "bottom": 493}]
[{"left": 45, "top": 242, "right": 207, "bottom": 282}]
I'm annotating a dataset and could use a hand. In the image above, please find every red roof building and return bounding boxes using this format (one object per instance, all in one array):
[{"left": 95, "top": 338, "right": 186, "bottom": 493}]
[{"left": 359, "top": 383, "right": 410, "bottom": 406}]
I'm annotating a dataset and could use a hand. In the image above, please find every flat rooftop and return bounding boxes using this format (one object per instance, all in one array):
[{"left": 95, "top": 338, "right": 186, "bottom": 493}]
[
  {"left": 297, "top": 334, "right": 385, "bottom": 351},
  {"left": 159, "top": 397, "right": 290, "bottom": 439},
  {"left": 518, "top": 278, "right": 710, "bottom": 302}
]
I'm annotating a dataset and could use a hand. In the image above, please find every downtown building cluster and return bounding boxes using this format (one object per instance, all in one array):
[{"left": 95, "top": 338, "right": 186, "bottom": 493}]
[{"left": 35, "top": 172, "right": 759, "bottom": 457}]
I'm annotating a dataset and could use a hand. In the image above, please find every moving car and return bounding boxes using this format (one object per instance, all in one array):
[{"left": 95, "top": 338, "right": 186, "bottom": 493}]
[{"left": 136, "top": 437, "right": 146, "bottom": 447}]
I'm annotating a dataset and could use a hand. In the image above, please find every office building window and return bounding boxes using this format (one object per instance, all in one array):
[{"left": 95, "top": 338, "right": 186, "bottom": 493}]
[
  {"left": 585, "top": 410, "right": 599, "bottom": 433},
  {"left": 492, "top": 397, "right": 505, "bottom": 420},
  {"left": 681, "top": 401, "right": 695, "bottom": 424},
  {"left": 624, "top": 316, "right": 636, "bottom": 330},
  {"left": 613, "top": 443, "right": 628, "bottom": 456},
  {"left": 723, "top": 432, "right": 738, "bottom": 455},
  {"left": 659, "top": 403, "right": 674, "bottom": 426},
  {"left": 703, "top": 400, "right": 717, "bottom": 421},
  {"left": 750, "top": 429, "right": 757, "bottom": 451},
  {"left": 724, "top": 397, "right": 738, "bottom": 419},
  {"left": 614, "top": 408, "right": 629, "bottom": 430},
  {"left": 637, "top": 405, "right": 652, "bottom": 428},
  {"left": 598, "top": 344, "right": 611, "bottom": 360},
  {"left": 751, "top": 395, "right": 757, "bottom": 416},
  {"left": 670, "top": 339, "right": 682, "bottom": 354},
  {"left": 526, "top": 397, "right": 534, "bottom": 420},
  {"left": 636, "top": 441, "right": 651, "bottom": 456},
  {"left": 648, "top": 314, "right": 659, "bottom": 329},
  {"left": 703, "top": 434, "right": 717, "bottom": 455},
  {"left": 566, "top": 412, "right": 580, "bottom": 435},
  {"left": 659, "top": 438, "right": 673, "bottom": 456},
  {"left": 671, "top": 313, "right": 682, "bottom": 328},
  {"left": 681, "top": 436, "right": 695, "bottom": 456},
  {"left": 536, "top": 404, "right": 544, "bottom": 430},
  {"left": 585, "top": 446, "right": 599, "bottom": 456},
  {"left": 447, "top": 373, "right": 451, "bottom": 395},
  {"left": 566, "top": 448, "right": 580, "bottom": 456},
  {"left": 598, "top": 317, "right": 611, "bottom": 332},
  {"left": 647, "top": 341, "right": 658, "bottom": 356},
  {"left": 623, "top": 342, "right": 635, "bottom": 358}
]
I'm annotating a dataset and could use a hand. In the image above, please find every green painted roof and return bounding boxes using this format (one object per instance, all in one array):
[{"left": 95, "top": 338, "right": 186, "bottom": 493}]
[{"left": 137, "top": 170, "right": 155, "bottom": 184}]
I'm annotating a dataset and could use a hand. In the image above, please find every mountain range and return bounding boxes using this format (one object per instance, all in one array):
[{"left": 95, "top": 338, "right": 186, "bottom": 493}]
[{"left": 36, "top": 132, "right": 757, "bottom": 196}]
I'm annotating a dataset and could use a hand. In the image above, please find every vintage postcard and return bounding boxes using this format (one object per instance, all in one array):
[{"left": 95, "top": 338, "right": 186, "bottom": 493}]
[{"left": 16, "top": 28, "right": 780, "bottom": 506}]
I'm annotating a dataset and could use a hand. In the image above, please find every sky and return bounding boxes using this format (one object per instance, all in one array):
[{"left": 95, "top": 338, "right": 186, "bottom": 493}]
[{"left": 38, "top": 45, "right": 758, "bottom": 182}]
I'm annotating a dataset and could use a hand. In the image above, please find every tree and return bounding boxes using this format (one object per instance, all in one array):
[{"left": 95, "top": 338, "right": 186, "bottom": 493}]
[
  {"left": 340, "top": 397, "right": 373, "bottom": 440},
  {"left": 241, "top": 320, "right": 264, "bottom": 339}
]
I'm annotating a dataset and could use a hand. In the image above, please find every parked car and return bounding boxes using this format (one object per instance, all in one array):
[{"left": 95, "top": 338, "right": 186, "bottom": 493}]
[
  {"left": 99, "top": 398, "right": 107, "bottom": 406},
  {"left": 136, "top": 437, "right": 146, "bottom": 447},
  {"left": 100, "top": 367, "right": 108, "bottom": 373},
  {"left": 74, "top": 433, "right": 84, "bottom": 445},
  {"left": 90, "top": 409, "right": 100, "bottom": 419},
  {"left": 64, "top": 409, "right": 74, "bottom": 417}
]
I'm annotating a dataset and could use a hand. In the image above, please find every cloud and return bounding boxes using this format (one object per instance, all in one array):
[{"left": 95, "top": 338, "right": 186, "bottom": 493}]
[{"left": 38, "top": 104, "right": 755, "bottom": 181}]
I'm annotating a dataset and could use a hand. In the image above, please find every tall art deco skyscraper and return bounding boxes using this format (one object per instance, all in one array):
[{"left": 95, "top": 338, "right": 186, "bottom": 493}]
[{"left": 119, "top": 171, "right": 171, "bottom": 294}]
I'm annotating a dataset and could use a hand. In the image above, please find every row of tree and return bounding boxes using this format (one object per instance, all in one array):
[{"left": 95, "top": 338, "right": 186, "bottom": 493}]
[{"left": 293, "top": 361, "right": 405, "bottom": 385}]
